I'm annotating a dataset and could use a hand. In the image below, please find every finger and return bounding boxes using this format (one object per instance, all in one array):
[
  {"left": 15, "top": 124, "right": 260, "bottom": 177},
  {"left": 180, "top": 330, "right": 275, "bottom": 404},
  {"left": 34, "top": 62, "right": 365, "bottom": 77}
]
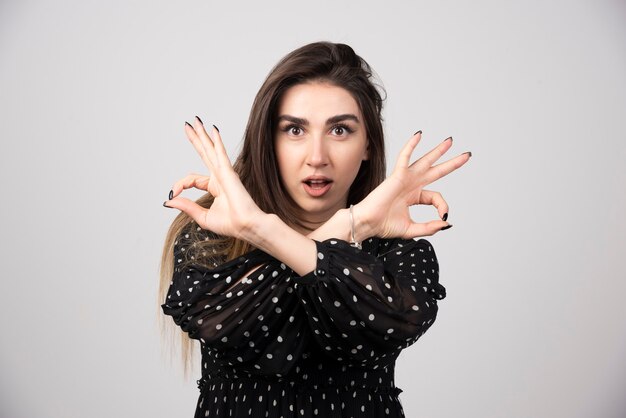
[
  {"left": 193, "top": 116, "right": 221, "bottom": 169},
  {"left": 185, "top": 121, "right": 217, "bottom": 172},
  {"left": 171, "top": 173, "right": 211, "bottom": 197},
  {"left": 209, "top": 124, "right": 231, "bottom": 168},
  {"left": 419, "top": 189, "right": 449, "bottom": 220},
  {"left": 410, "top": 136, "right": 453, "bottom": 170},
  {"left": 421, "top": 151, "right": 472, "bottom": 185},
  {"left": 403, "top": 219, "right": 451, "bottom": 239},
  {"left": 163, "top": 196, "right": 210, "bottom": 230},
  {"left": 395, "top": 131, "right": 422, "bottom": 169}
]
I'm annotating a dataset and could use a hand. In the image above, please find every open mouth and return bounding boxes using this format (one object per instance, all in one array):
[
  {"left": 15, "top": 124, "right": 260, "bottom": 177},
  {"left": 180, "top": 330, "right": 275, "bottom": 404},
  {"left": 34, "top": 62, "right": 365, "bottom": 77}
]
[
  {"left": 303, "top": 179, "right": 332, "bottom": 189},
  {"left": 302, "top": 177, "right": 333, "bottom": 197}
]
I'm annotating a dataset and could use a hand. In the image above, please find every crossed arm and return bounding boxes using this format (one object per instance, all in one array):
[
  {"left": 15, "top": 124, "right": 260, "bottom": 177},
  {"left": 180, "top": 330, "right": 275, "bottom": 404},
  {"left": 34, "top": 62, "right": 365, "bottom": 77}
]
[{"left": 163, "top": 117, "right": 471, "bottom": 276}]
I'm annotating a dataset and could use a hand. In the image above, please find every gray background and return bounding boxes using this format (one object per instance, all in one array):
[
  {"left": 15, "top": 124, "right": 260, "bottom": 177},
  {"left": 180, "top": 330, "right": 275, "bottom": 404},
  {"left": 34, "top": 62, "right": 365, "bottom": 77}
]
[{"left": 1, "top": 0, "right": 625, "bottom": 417}]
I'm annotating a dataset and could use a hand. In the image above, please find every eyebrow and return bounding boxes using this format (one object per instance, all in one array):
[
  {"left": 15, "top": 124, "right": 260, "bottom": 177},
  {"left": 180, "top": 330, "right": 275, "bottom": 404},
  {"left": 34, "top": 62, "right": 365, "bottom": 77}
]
[{"left": 276, "top": 114, "right": 360, "bottom": 125}]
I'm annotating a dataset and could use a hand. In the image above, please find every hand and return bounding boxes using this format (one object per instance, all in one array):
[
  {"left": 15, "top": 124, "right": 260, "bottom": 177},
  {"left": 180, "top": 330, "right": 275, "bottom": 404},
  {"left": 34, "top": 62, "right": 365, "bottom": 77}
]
[
  {"left": 355, "top": 131, "right": 471, "bottom": 239},
  {"left": 169, "top": 173, "right": 210, "bottom": 196},
  {"left": 164, "top": 117, "right": 266, "bottom": 240}
]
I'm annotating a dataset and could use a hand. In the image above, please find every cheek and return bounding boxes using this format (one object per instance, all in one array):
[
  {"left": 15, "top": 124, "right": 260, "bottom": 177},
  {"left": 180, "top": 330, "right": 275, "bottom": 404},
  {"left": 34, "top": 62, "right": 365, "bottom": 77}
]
[
  {"left": 337, "top": 145, "right": 368, "bottom": 174},
  {"left": 331, "top": 161, "right": 361, "bottom": 192}
]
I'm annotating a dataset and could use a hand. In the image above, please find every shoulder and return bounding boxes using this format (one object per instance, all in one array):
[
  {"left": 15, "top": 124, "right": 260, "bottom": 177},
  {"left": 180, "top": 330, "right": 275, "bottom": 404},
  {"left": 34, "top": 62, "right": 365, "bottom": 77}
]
[
  {"left": 176, "top": 221, "right": 221, "bottom": 243},
  {"left": 174, "top": 222, "right": 229, "bottom": 267},
  {"left": 175, "top": 221, "right": 228, "bottom": 252}
]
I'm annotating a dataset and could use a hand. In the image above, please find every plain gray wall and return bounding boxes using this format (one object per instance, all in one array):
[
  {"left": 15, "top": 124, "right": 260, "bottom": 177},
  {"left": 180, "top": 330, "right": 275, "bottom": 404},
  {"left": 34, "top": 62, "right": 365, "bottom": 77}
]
[{"left": 1, "top": 0, "right": 625, "bottom": 417}]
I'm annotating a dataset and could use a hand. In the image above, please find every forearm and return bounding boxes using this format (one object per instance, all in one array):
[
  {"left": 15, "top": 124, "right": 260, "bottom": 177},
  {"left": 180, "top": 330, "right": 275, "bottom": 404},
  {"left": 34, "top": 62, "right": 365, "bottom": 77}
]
[
  {"left": 240, "top": 206, "right": 376, "bottom": 277},
  {"left": 306, "top": 205, "right": 376, "bottom": 243},
  {"left": 241, "top": 214, "right": 317, "bottom": 276}
]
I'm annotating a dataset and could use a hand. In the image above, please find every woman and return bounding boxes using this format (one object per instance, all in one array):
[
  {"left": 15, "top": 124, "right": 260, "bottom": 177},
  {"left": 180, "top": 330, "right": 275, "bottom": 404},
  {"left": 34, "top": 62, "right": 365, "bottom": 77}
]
[{"left": 159, "top": 41, "right": 470, "bottom": 417}]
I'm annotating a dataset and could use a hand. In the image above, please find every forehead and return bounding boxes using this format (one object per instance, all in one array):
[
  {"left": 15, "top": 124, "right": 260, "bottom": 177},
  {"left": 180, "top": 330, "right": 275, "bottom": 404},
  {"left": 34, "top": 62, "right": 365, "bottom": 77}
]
[{"left": 277, "top": 82, "right": 362, "bottom": 121}]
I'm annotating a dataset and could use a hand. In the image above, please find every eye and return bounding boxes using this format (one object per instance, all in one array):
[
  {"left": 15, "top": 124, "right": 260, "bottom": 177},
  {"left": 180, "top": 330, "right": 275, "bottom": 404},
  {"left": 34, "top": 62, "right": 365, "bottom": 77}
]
[
  {"left": 330, "top": 124, "right": 354, "bottom": 137},
  {"left": 281, "top": 124, "right": 303, "bottom": 136}
]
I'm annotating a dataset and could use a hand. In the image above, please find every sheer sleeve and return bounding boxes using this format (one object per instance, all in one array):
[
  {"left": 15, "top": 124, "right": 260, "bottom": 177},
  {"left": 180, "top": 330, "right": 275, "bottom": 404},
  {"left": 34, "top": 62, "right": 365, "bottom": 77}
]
[
  {"left": 292, "top": 237, "right": 446, "bottom": 368},
  {"left": 161, "top": 226, "right": 310, "bottom": 376}
]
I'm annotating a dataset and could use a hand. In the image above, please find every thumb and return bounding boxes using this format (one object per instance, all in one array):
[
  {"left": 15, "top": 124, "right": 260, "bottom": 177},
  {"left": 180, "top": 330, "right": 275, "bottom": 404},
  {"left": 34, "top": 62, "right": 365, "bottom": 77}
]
[{"left": 163, "top": 197, "right": 207, "bottom": 227}]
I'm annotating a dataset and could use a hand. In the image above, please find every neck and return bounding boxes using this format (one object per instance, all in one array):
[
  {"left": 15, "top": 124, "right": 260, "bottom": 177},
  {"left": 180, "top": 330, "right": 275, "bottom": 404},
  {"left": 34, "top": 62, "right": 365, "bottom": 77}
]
[
  {"left": 291, "top": 219, "right": 324, "bottom": 236},
  {"left": 291, "top": 202, "right": 349, "bottom": 237}
]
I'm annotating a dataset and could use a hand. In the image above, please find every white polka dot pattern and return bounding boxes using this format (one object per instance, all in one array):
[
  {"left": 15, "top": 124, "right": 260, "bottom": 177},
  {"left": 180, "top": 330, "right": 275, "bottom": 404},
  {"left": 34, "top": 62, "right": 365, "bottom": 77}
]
[
  {"left": 291, "top": 237, "right": 445, "bottom": 369},
  {"left": 162, "top": 226, "right": 445, "bottom": 417}
]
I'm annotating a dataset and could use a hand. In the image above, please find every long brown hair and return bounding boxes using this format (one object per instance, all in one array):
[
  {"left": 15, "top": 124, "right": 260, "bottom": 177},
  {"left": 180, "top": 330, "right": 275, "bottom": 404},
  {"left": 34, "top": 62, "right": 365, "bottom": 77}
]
[{"left": 158, "top": 41, "right": 387, "bottom": 375}]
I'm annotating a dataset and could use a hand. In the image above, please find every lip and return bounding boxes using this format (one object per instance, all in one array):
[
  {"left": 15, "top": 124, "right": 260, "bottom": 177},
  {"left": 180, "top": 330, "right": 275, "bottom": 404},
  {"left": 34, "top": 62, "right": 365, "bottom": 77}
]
[{"left": 302, "top": 175, "right": 333, "bottom": 197}]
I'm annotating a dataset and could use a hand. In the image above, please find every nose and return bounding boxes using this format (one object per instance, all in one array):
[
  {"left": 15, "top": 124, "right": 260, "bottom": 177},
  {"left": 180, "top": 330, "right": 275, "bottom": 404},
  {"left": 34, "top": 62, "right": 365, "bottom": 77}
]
[{"left": 306, "top": 135, "right": 329, "bottom": 168}]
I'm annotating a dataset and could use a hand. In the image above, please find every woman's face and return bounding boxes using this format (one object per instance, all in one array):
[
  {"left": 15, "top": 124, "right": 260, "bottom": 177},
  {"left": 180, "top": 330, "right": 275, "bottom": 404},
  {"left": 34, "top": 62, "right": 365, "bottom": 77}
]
[{"left": 274, "top": 81, "right": 369, "bottom": 229}]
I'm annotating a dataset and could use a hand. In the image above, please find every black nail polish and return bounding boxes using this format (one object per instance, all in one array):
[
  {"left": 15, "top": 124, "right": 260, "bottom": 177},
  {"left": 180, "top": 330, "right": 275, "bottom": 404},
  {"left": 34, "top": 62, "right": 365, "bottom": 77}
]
[
  {"left": 213, "top": 124, "right": 219, "bottom": 133},
  {"left": 440, "top": 224, "right": 453, "bottom": 231},
  {"left": 445, "top": 136, "right": 453, "bottom": 142},
  {"left": 168, "top": 190, "right": 173, "bottom": 200},
  {"left": 442, "top": 213, "right": 448, "bottom": 221},
  {"left": 195, "top": 115, "right": 203, "bottom": 124},
  {"left": 465, "top": 151, "right": 472, "bottom": 157},
  {"left": 163, "top": 201, "right": 170, "bottom": 208},
  {"left": 185, "top": 121, "right": 193, "bottom": 128},
  {"left": 414, "top": 130, "right": 422, "bottom": 135}
]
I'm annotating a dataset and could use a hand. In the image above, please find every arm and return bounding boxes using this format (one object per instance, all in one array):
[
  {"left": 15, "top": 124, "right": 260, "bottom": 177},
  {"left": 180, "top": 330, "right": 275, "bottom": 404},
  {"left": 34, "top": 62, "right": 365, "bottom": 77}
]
[
  {"left": 163, "top": 121, "right": 464, "bottom": 370},
  {"left": 165, "top": 120, "right": 468, "bottom": 277},
  {"left": 292, "top": 236, "right": 446, "bottom": 368},
  {"left": 307, "top": 133, "right": 470, "bottom": 244},
  {"left": 161, "top": 225, "right": 311, "bottom": 375},
  {"left": 164, "top": 119, "right": 317, "bottom": 276},
  {"left": 239, "top": 213, "right": 317, "bottom": 276}
]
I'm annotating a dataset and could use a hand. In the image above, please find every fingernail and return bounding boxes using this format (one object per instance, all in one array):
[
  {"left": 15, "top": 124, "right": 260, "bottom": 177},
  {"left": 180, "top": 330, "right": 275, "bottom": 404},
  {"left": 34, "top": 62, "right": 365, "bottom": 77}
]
[
  {"left": 213, "top": 124, "right": 219, "bottom": 133},
  {"left": 442, "top": 212, "right": 448, "bottom": 221},
  {"left": 465, "top": 151, "right": 472, "bottom": 157},
  {"left": 444, "top": 136, "right": 453, "bottom": 142},
  {"left": 195, "top": 115, "right": 203, "bottom": 124},
  {"left": 168, "top": 190, "right": 173, "bottom": 200},
  {"left": 185, "top": 121, "right": 193, "bottom": 128},
  {"left": 414, "top": 130, "right": 422, "bottom": 135},
  {"left": 440, "top": 224, "right": 453, "bottom": 231},
  {"left": 163, "top": 201, "right": 171, "bottom": 208}
]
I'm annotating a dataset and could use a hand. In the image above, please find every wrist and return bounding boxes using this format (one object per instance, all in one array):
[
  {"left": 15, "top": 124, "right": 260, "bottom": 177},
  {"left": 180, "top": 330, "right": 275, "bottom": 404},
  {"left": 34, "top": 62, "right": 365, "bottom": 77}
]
[
  {"left": 306, "top": 206, "right": 375, "bottom": 244},
  {"left": 351, "top": 203, "right": 375, "bottom": 243},
  {"left": 244, "top": 213, "right": 317, "bottom": 275},
  {"left": 240, "top": 212, "right": 275, "bottom": 247}
]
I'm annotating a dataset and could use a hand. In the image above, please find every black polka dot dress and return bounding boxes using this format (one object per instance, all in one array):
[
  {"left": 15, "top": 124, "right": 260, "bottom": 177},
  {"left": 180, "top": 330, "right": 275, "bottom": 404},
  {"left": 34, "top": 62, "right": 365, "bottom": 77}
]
[{"left": 162, "top": 225, "right": 446, "bottom": 417}]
